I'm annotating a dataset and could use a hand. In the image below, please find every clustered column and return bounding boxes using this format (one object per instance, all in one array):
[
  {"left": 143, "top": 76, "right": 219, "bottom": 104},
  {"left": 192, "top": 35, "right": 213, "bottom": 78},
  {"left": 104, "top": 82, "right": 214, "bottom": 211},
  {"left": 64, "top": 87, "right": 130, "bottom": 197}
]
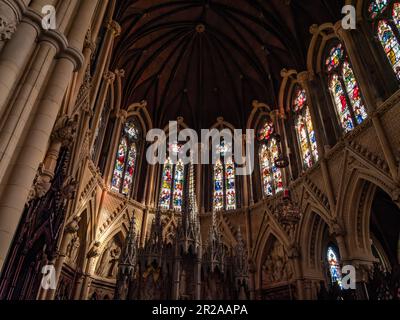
[{"left": 0, "top": 0, "right": 101, "bottom": 273}]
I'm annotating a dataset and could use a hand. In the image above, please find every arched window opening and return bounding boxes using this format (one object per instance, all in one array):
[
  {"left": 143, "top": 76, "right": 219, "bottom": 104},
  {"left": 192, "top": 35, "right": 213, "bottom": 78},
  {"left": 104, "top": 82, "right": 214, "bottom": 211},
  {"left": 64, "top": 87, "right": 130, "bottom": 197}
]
[
  {"left": 213, "top": 140, "right": 237, "bottom": 211},
  {"left": 327, "top": 246, "right": 343, "bottom": 289},
  {"left": 325, "top": 43, "right": 368, "bottom": 133},
  {"left": 369, "top": 1, "right": 400, "bottom": 80},
  {"left": 111, "top": 119, "right": 140, "bottom": 196},
  {"left": 159, "top": 144, "right": 186, "bottom": 212},
  {"left": 292, "top": 87, "right": 319, "bottom": 169},
  {"left": 258, "top": 120, "right": 283, "bottom": 197}
]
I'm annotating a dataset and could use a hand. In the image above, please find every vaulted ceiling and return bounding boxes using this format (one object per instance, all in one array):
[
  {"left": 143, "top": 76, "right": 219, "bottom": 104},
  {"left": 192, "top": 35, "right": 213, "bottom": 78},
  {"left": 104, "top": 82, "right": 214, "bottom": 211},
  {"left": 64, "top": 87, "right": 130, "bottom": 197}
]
[{"left": 111, "top": 0, "right": 345, "bottom": 129}]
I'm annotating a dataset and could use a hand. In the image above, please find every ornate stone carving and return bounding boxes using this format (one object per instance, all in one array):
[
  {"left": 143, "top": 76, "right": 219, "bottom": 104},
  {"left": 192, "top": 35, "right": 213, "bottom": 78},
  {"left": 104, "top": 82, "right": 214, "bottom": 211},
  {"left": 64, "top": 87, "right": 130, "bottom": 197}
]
[
  {"left": 0, "top": 15, "right": 16, "bottom": 41},
  {"left": 52, "top": 116, "right": 78, "bottom": 147},
  {"left": 263, "top": 240, "right": 294, "bottom": 286}
]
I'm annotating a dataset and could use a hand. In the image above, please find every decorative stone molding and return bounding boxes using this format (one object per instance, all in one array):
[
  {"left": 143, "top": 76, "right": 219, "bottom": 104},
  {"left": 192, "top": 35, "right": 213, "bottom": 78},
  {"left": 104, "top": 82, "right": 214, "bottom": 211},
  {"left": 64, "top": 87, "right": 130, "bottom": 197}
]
[
  {"left": 103, "top": 71, "right": 116, "bottom": 83},
  {"left": 106, "top": 20, "right": 122, "bottom": 37},
  {"left": 0, "top": 15, "right": 16, "bottom": 41},
  {"left": 51, "top": 115, "right": 79, "bottom": 147},
  {"left": 26, "top": 164, "right": 54, "bottom": 202}
]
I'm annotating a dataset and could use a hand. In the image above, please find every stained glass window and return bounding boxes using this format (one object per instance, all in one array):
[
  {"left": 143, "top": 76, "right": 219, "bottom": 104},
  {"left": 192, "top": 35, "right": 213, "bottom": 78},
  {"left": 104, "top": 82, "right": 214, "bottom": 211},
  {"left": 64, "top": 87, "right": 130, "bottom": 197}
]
[
  {"left": 172, "top": 160, "right": 185, "bottom": 211},
  {"left": 258, "top": 120, "right": 283, "bottom": 197},
  {"left": 111, "top": 119, "right": 140, "bottom": 196},
  {"left": 293, "top": 87, "right": 319, "bottom": 169},
  {"left": 213, "top": 159, "right": 224, "bottom": 211},
  {"left": 159, "top": 144, "right": 186, "bottom": 212},
  {"left": 325, "top": 43, "right": 368, "bottom": 132},
  {"left": 160, "top": 158, "right": 173, "bottom": 210},
  {"left": 369, "top": 0, "right": 389, "bottom": 18},
  {"left": 370, "top": 1, "right": 400, "bottom": 80},
  {"left": 213, "top": 139, "right": 237, "bottom": 211},
  {"left": 377, "top": 20, "right": 400, "bottom": 79},
  {"left": 258, "top": 119, "right": 274, "bottom": 142},
  {"left": 327, "top": 247, "right": 343, "bottom": 289}
]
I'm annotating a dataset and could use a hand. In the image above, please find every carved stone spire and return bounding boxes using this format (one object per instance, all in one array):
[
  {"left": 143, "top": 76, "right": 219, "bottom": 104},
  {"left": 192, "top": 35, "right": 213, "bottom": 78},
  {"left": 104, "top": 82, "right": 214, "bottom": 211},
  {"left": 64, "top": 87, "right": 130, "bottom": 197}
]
[
  {"left": 177, "top": 163, "right": 201, "bottom": 255},
  {"left": 115, "top": 215, "right": 138, "bottom": 300}
]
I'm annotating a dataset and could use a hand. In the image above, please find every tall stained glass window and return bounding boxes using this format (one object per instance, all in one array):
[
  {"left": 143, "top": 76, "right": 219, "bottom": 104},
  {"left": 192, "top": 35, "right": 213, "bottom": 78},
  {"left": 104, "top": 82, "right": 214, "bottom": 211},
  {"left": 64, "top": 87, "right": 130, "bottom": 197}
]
[
  {"left": 326, "top": 43, "right": 368, "bottom": 133},
  {"left": 111, "top": 119, "right": 140, "bottom": 196},
  {"left": 293, "top": 87, "right": 319, "bottom": 169},
  {"left": 213, "top": 140, "right": 237, "bottom": 211},
  {"left": 159, "top": 144, "right": 186, "bottom": 212},
  {"left": 258, "top": 120, "right": 283, "bottom": 197},
  {"left": 327, "top": 247, "right": 343, "bottom": 289},
  {"left": 369, "top": 1, "right": 400, "bottom": 79}
]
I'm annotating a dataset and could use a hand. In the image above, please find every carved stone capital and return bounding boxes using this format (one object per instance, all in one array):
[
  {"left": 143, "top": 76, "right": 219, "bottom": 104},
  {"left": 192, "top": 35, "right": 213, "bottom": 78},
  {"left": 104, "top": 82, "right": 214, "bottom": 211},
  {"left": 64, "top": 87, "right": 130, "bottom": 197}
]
[
  {"left": 107, "top": 20, "right": 122, "bottom": 37},
  {"left": 87, "top": 241, "right": 101, "bottom": 259},
  {"left": 26, "top": 164, "right": 53, "bottom": 202},
  {"left": 51, "top": 115, "right": 78, "bottom": 147},
  {"left": 103, "top": 71, "right": 116, "bottom": 83},
  {"left": 65, "top": 216, "right": 81, "bottom": 234},
  {"left": 0, "top": 15, "right": 16, "bottom": 41}
]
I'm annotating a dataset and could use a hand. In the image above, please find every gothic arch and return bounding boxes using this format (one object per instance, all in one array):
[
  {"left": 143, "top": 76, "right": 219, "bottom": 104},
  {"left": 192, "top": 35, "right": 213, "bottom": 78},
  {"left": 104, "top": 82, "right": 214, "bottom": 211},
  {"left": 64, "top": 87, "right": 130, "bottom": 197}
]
[
  {"left": 253, "top": 220, "right": 290, "bottom": 285},
  {"left": 298, "top": 205, "right": 332, "bottom": 274},
  {"left": 94, "top": 231, "right": 125, "bottom": 279},
  {"left": 307, "top": 23, "right": 337, "bottom": 76},
  {"left": 256, "top": 232, "right": 295, "bottom": 294},
  {"left": 341, "top": 168, "right": 398, "bottom": 258}
]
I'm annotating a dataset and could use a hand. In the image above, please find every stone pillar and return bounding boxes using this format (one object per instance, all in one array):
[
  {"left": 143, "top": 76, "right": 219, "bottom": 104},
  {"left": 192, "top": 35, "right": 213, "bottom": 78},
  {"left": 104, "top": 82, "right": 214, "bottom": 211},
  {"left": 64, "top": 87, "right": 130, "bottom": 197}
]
[
  {"left": 0, "top": 0, "right": 57, "bottom": 117},
  {"left": 0, "top": 0, "right": 23, "bottom": 51},
  {"left": 46, "top": 216, "right": 81, "bottom": 300},
  {"left": 90, "top": 71, "right": 115, "bottom": 149},
  {"left": 104, "top": 109, "right": 127, "bottom": 186},
  {"left": 194, "top": 250, "right": 202, "bottom": 300},
  {"left": 89, "top": 20, "right": 121, "bottom": 108},
  {"left": 80, "top": 242, "right": 100, "bottom": 300},
  {"left": 298, "top": 71, "right": 337, "bottom": 212},
  {"left": 288, "top": 244, "right": 304, "bottom": 300},
  {"left": 271, "top": 109, "right": 289, "bottom": 186},
  {"left": 171, "top": 256, "right": 181, "bottom": 300},
  {"left": 0, "top": 0, "right": 99, "bottom": 274}
]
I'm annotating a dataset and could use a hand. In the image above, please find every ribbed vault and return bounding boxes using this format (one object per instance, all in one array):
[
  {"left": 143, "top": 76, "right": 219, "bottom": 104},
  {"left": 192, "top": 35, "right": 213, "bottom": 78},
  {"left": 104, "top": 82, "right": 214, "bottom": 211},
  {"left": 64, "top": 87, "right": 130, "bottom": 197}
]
[{"left": 111, "top": 0, "right": 345, "bottom": 129}]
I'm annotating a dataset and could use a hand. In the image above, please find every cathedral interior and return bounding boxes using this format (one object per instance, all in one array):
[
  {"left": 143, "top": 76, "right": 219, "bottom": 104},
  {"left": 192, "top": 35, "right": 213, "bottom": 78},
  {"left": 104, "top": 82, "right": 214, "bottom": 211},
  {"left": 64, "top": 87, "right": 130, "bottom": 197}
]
[{"left": 0, "top": 0, "right": 399, "bottom": 301}]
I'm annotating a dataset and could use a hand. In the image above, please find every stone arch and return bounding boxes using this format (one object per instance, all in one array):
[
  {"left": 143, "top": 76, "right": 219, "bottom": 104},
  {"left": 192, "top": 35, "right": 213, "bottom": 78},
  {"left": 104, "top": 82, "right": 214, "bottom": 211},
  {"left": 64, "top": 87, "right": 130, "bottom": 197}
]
[
  {"left": 298, "top": 203, "right": 333, "bottom": 274},
  {"left": 253, "top": 221, "right": 290, "bottom": 289},
  {"left": 94, "top": 231, "right": 125, "bottom": 279},
  {"left": 341, "top": 168, "right": 399, "bottom": 260}
]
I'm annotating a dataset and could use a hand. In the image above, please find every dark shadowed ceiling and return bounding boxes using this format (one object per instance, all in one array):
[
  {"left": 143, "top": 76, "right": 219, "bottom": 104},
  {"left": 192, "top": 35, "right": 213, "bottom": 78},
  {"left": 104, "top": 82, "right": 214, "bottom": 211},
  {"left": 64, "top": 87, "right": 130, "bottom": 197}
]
[{"left": 111, "top": 0, "right": 345, "bottom": 129}]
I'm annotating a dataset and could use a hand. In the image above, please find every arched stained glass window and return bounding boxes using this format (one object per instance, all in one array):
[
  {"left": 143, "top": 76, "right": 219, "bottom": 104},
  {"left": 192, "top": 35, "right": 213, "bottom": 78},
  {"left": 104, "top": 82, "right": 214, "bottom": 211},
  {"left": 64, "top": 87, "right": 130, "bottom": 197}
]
[
  {"left": 326, "top": 43, "right": 368, "bottom": 132},
  {"left": 160, "top": 158, "right": 173, "bottom": 210},
  {"left": 213, "top": 159, "right": 224, "bottom": 211},
  {"left": 258, "top": 120, "right": 283, "bottom": 197},
  {"left": 173, "top": 160, "right": 185, "bottom": 211},
  {"left": 369, "top": 1, "right": 400, "bottom": 80},
  {"left": 213, "top": 139, "right": 237, "bottom": 212},
  {"left": 159, "top": 144, "right": 186, "bottom": 212},
  {"left": 111, "top": 119, "right": 140, "bottom": 196},
  {"left": 327, "top": 247, "right": 343, "bottom": 289},
  {"left": 292, "top": 87, "right": 319, "bottom": 169}
]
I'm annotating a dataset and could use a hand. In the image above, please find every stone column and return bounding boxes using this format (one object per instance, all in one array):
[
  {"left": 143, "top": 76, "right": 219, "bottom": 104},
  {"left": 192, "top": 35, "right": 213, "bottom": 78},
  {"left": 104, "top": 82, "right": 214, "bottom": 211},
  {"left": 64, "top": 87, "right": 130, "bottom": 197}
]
[
  {"left": 104, "top": 109, "right": 127, "bottom": 186},
  {"left": 45, "top": 216, "right": 80, "bottom": 300},
  {"left": 334, "top": 22, "right": 399, "bottom": 182},
  {"left": 0, "top": 0, "right": 56, "bottom": 117},
  {"left": 80, "top": 242, "right": 100, "bottom": 300},
  {"left": 89, "top": 20, "right": 121, "bottom": 108},
  {"left": 0, "top": 0, "right": 24, "bottom": 51},
  {"left": 0, "top": 0, "right": 79, "bottom": 185},
  {"left": 288, "top": 244, "right": 304, "bottom": 300},
  {"left": 90, "top": 71, "right": 115, "bottom": 149},
  {"left": 298, "top": 71, "right": 337, "bottom": 212},
  {"left": 0, "top": 0, "right": 99, "bottom": 274}
]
